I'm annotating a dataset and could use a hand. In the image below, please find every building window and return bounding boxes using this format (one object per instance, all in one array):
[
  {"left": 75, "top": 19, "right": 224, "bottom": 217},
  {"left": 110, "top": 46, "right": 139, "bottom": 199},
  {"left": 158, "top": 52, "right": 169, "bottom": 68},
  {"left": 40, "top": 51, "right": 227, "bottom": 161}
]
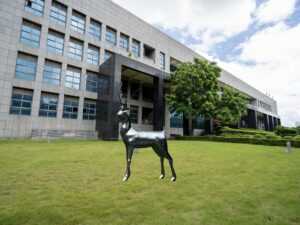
[
  {"left": 68, "top": 38, "right": 83, "bottom": 61},
  {"left": 65, "top": 66, "right": 81, "bottom": 90},
  {"left": 121, "top": 79, "right": 128, "bottom": 96},
  {"left": 105, "top": 27, "right": 116, "bottom": 46},
  {"left": 20, "top": 20, "right": 41, "bottom": 48},
  {"left": 132, "top": 39, "right": 140, "bottom": 57},
  {"left": 142, "top": 107, "right": 153, "bottom": 125},
  {"left": 142, "top": 85, "right": 153, "bottom": 102},
  {"left": 50, "top": 1, "right": 67, "bottom": 26},
  {"left": 104, "top": 51, "right": 113, "bottom": 61},
  {"left": 63, "top": 96, "right": 79, "bottom": 119},
  {"left": 130, "top": 82, "right": 140, "bottom": 100},
  {"left": 83, "top": 99, "right": 96, "bottom": 120},
  {"left": 144, "top": 44, "right": 155, "bottom": 62},
  {"left": 39, "top": 93, "right": 58, "bottom": 117},
  {"left": 130, "top": 105, "right": 139, "bottom": 124},
  {"left": 195, "top": 116, "right": 205, "bottom": 129},
  {"left": 46, "top": 29, "right": 64, "bottom": 55},
  {"left": 89, "top": 19, "right": 101, "bottom": 40},
  {"left": 85, "top": 71, "right": 109, "bottom": 94},
  {"left": 43, "top": 60, "right": 61, "bottom": 86},
  {"left": 98, "top": 75, "right": 109, "bottom": 95},
  {"left": 98, "top": 101, "right": 109, "bottom": 121},
  {"left": 71, "top": 10, "right": 85, "bottom": 34},
  {"left": 120, "top": 34, "right": 129, "bottom": 52},
  {"left": 10, "top": 88, "right": 33, "bottom": 116},
  {"left": 85, "top": 71, "right": 98, "bottom": 93},
  {"left": 170, "top": 112, "right": 183, "bottom": 128},
  {"left": 25, "top": 0, "right": 44, "bottom": 17},
  {"left": 87, "top": 45, "right": 100, "bottom": 65},
  {"left": 15, "top": 53, "right": 37, "bottom": 81},
  {"left": 160, "top": 52, "right": 165, "bottom": 70}
]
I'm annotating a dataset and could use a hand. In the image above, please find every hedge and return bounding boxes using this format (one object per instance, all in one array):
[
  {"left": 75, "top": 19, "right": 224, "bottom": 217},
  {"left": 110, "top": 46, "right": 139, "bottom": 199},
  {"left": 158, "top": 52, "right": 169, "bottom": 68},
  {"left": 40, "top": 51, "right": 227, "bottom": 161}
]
[
  {"left": 220, "top": 127, "right": 273, "bottom": 136},
  {"left": 175, "top": 135, "right": 300, "bottom": 148}
]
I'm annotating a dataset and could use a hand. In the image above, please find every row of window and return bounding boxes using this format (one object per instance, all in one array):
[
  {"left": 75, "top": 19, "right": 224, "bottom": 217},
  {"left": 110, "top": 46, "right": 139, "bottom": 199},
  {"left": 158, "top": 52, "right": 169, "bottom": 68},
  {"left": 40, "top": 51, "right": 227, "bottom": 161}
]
[
  {"left": 10, "top": 88, "right": 108, "bottom": 121},
  {"left": 9, "top": 87, "right": 202, "bottom": 127},
  {"left": 23, "top": 0, "right": 166, "bottom": 69},
  {"left": 16, "top": 52, "right": 109, "bottom": 93},
  {"left": 9, "top": 88, "right": 154, "bottom": 124},
  {"left": 170, "top": 113, "right": 205, "bottom": 129},
  {"left": 20, "top": 19, "right": 112, "bottom": 65}
]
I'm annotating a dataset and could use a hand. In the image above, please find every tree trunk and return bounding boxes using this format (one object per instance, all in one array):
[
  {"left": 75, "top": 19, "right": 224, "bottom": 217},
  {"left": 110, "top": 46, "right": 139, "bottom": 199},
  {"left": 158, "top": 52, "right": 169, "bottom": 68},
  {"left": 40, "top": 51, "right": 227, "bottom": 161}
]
[
  {"left": 183, "top": 114, "right": 194, "bottom": 136},
  {"left": 183, "top": 114, "right": 190, "bottom": 136},
  {"left": 205, "top": 119, "right": 213, "bottom": 135}
]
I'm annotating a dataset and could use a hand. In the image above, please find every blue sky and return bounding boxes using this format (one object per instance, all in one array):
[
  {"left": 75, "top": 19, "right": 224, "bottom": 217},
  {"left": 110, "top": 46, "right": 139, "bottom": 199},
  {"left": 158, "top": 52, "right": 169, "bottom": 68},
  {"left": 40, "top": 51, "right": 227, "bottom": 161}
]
[{"left": 112, "top": 0, "right": 300, "bottom": 127}]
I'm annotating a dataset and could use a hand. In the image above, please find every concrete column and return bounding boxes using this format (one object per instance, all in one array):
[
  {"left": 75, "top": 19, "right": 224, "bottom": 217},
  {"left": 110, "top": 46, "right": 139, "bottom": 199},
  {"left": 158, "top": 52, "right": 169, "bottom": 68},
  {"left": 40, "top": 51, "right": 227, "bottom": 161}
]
[
  {"left": 153, "top": 75, "right": 164, "bottom": 131},
  {"left": 247, "top": 109, "right": 257, "bottom": 129},
  {"left": 273, "top": 117, "right": 278, "bottom": 129},
  {"left": 268, "top": 115, "right": 274, "bottom": 131},
  {"left": 277, "top": 118, "right": 281, "bottom": 126},
  {"left": 263, "top": 114, "right": 269, "bottom": 131}
]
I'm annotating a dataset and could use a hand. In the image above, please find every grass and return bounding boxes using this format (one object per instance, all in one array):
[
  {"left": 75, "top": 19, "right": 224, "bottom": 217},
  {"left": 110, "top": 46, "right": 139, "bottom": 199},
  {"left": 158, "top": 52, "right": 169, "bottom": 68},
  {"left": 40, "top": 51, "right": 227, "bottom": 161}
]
[{"left": 0, "top": 140, "right": 299, "bottom": 225}]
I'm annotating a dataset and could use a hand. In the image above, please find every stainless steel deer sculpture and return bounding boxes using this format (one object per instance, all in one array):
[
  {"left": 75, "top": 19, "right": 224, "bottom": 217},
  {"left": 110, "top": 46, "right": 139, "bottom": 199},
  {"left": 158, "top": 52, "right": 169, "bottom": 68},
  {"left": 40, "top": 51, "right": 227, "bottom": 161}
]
[{"left": 117, "top": 91, "right": 177, "bottom": 182}]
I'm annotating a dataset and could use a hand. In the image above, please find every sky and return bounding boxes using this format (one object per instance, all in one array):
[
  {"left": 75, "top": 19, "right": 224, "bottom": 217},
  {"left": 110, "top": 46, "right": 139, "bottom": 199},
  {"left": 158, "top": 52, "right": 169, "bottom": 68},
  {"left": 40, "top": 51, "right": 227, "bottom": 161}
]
[{"left": 112, "top": 0, "right": 300, "bottom": 127}]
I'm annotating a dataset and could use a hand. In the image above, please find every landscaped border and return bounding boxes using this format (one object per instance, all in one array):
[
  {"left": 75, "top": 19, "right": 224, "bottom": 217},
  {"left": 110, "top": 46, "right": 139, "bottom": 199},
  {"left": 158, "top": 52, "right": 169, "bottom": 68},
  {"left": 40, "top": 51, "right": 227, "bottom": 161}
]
[{"left": 176, "top": 135, "right": 300, "bottom": 147}]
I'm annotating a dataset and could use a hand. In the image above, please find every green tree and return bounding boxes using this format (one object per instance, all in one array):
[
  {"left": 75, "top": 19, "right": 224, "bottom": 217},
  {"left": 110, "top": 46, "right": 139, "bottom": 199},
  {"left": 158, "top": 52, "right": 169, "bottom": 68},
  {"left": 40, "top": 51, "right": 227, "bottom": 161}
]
[
  {"left": 216, "top": 86, "right": 248, "bottom": 127},
  {"left": 296, "top": 126, "right": 300, "bottom": 134},
  {"left": 165, "top": 58, "right": 221, "bottom": 135}
]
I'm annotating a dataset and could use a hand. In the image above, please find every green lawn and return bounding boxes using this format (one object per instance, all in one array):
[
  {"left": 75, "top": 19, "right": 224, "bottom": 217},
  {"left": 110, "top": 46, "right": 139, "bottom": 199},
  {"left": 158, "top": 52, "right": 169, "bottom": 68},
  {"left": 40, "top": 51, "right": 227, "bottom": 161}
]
[{"left": 0, "top": 140, "right": 299, "bottom": 225}]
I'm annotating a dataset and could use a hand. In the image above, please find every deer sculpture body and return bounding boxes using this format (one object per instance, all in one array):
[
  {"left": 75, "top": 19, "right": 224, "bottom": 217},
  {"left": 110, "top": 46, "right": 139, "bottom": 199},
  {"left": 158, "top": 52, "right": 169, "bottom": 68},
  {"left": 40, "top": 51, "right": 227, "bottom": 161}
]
[{"left": 117, "top": 94, "right": 176, "bottom": 182}]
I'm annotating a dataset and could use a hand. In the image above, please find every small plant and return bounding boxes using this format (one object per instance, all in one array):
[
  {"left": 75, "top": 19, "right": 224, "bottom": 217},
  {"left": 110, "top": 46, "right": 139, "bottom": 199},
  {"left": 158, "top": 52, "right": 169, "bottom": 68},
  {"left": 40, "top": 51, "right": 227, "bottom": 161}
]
[{"left": 128, "top": 51, "right": 132, "bottom": 57}]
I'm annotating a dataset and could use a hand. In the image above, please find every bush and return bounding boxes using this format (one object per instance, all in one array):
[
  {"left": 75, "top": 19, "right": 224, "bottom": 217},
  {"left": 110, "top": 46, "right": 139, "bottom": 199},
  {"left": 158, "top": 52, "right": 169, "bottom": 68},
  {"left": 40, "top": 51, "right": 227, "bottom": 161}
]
[
  {"left": 253, "top": 134, "right": 265, "bottom": 139},
  {"left": 275, "top": 126, "right": 298, "bottom": 137},
  {"left": 176, "top": 135, "right": 300, "bottom": 147},
  {"left": 283, "top": 136, "right": 293, "bottom": 140},
  {"left": 294, "top": 135, "right": 300, "bottom": 140},
  {"left": 265, "top": 134, "right": 277, "bottom": 139},
  {"left": 220, "top": 127, "right": 272, "bottom": 136},
  {"left": 240, "top": 134, "right": 253, "bottom": 138}
]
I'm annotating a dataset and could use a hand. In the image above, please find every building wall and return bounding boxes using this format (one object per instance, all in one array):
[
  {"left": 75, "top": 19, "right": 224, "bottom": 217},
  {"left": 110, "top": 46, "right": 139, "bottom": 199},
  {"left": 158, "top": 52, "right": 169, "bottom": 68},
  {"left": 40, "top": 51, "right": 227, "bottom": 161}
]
[{"left": 0, "top": 0, "right": 279, "bottom": 139}]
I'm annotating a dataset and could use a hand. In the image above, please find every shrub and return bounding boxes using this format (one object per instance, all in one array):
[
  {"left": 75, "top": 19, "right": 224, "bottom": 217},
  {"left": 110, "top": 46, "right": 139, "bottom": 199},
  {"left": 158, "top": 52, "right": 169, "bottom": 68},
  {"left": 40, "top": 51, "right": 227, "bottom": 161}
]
[
  {"left": 253, "top": 134, "right": 265, "bottom": 139},
  {"left": 294, "top": 135, "right": 300, "bottom": 140},
  {"left": 176, "top": 135, "right": 300, "bottom": 147},
  {"left": 220, "top": 127, "right": 272, "bottom": 136},
  {"left": 265, "top": 134, "right": 277, "bottom": 139},
  {"left": 283, "top": 136, "right": 293, "bottom": 140},
  {"left": 240, "top": 134, "right": 253, "bottom": 138},
  {"left": 275, "top": 126, "right": 298, "bottom": 137}
]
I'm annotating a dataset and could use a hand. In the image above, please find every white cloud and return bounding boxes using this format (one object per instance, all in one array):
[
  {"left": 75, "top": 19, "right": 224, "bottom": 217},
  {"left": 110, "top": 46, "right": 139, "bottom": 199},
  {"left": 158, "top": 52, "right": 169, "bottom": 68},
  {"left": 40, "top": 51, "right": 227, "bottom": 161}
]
[
  {"left": 255, "top": 0, "right": 296, "bottom": 24},
  {"left": 112, "top": 0, "right": 256, "bottom": 50},
  {"left": 219, "top": 22, "right": 300, "bottom": 127}
]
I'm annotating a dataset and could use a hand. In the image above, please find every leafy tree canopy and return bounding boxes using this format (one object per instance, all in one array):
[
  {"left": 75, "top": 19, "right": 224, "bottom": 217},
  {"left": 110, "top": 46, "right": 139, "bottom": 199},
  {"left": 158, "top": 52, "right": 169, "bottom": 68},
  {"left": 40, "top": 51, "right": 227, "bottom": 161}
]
[
  {"left": 216, "top": 86, "right": 248, "bottom": 126},
  {"left": 165, "top": 58, "right": 221, "bottom": 120}
]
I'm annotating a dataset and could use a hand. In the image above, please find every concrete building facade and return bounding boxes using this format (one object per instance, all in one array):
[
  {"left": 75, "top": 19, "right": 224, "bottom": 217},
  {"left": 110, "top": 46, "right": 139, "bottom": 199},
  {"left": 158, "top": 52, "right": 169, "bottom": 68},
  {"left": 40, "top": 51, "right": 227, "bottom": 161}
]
[{"left": 0, "top": 0, "right": 280, "bottom": 139}]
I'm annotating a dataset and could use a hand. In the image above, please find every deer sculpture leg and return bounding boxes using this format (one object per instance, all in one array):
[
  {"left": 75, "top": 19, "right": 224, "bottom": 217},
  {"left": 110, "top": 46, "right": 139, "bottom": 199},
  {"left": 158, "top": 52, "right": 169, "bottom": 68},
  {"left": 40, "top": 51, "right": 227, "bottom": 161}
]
[
  {"left": 123, "top": 146, "right": 134, "bottom": 181},
  {"left": 162, "top": 140, "right": 176, "bottom": 182},
  {"left": 166, "top": 153, "right": 176, "bottom": 182},
  {"left": 153, "top": 142, "right": 176, "bottom": 182},
  {"left": 159, "top": 157, "right": 165, "bottom": 179}
]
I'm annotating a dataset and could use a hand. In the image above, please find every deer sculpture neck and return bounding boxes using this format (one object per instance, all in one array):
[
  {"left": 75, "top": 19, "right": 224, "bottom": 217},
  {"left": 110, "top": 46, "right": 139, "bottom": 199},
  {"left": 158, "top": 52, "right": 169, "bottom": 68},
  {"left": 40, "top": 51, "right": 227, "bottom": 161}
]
[{"left": 120, "top": 109, "right": 131, "bottom": 135}]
